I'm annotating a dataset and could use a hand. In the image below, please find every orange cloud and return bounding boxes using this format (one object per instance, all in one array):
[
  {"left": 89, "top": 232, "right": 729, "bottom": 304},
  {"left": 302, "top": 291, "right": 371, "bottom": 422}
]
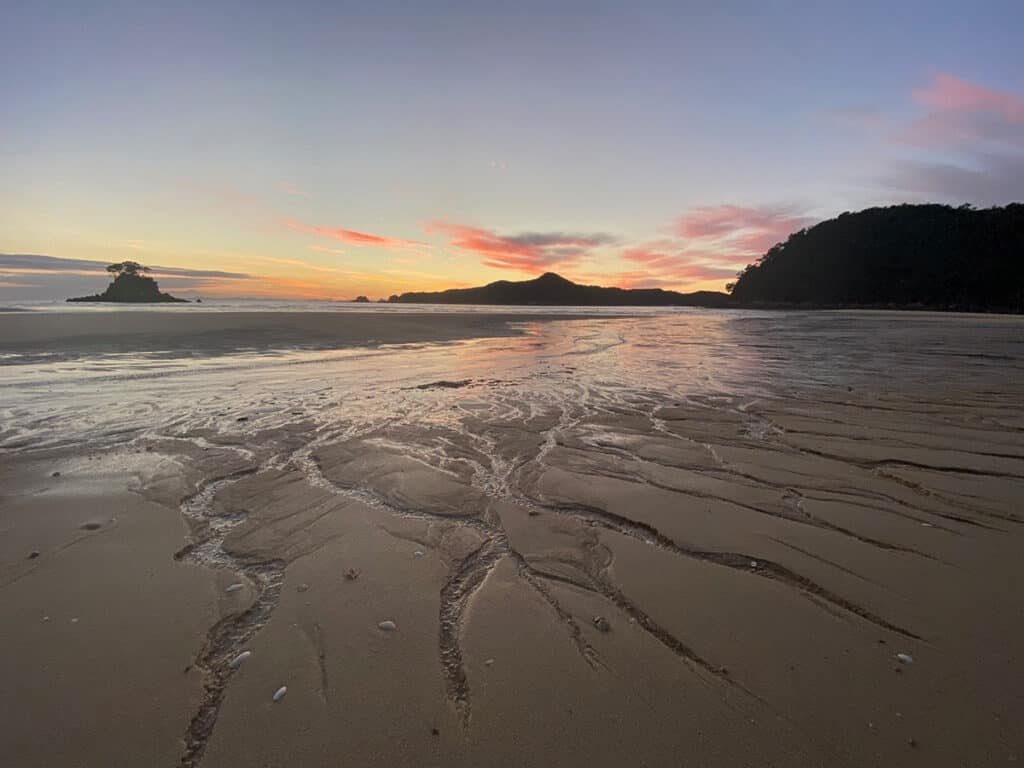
[
  {"left": 283, "top": 219, "right": 430, "bottom": 251},
  {"left": 424, "top": 220, "right": 615, "bottom": 272}
]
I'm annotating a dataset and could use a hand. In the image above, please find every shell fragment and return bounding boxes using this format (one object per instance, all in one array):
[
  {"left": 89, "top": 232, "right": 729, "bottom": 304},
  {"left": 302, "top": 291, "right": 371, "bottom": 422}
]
[{"left": 229, "top": 651, "right": 252, "bottom": 669}]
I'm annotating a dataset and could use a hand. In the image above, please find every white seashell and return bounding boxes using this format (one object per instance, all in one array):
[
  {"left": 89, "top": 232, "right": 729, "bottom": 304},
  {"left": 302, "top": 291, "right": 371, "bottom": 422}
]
[
  {"left": 896, "top": 653, "right": 914, "bottom": 664},
  {"left": 272, "top": 686, "right": 287, "bottom": 702},
  {"left": 70, "top": 617, "right": 79, "bottom": 623},
  {"left": 225, "top": 583, "right": 244, "bottom": 593},
  {"left": 749, "top": 560, "right": 758, "bottom": 568},
  {"left": 229, "top": 651, "right": 252, "bottom": 668},
  {"left": 413, "top": 550, "right": 425, "bottom": 558},
  {"left": 484, "top": 658, "right": 494, "bottom": 666},
  {"left": 378, "top": 620, "right": 397, "bottom": 632}
]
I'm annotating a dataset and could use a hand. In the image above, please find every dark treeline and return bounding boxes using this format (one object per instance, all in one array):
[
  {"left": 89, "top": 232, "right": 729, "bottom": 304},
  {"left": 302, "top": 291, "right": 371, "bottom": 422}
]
[
  {"left": 728, "top": 204, "right": 1024, "bottom": 312},
  {"left": 389, "top": 271, "right": 731, "bottom": 307}
]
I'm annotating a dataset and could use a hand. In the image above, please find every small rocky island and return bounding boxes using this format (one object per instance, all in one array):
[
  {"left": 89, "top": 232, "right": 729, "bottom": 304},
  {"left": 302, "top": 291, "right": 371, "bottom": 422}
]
[{"left": 67, "top": 261, "right": 188, "bottom": 303}]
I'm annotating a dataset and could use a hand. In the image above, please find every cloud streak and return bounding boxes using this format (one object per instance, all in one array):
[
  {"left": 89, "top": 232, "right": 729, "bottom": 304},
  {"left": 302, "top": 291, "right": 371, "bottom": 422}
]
[
  {"left": 620, "top": 246, "right": 743, "bottom": 280},
  {"left": 0, "top": 253, "right": 412, "bottom": 302},
  {"left": 589, "top": 204, "right": 817, "bottom": 290},
  {"left": 675, "top": 205, "right": 814, "bottom": 256},
  {"left": 876, "top": 74, "right": 1024, "bottom": 205},
  {"left": 913, "top": 74, "right": 1024, "bottom": 124},
  {"left": 307, "top": 244, "right": 346, "bottom": 255},
  {"left": 900, "top": 75, "right": 1024, "bottom": 149},
  {"left": 0, "top": 254, "right": 252, "bottom": 280},
  {"left": 882, "top": 153, "right": 1024, "bottom": 207},
  {"left": 424, "top": 220, "right": 616, "bottom": 272},
  {"left": 283, "top": 219, "right": 429, "bottom": 251}
]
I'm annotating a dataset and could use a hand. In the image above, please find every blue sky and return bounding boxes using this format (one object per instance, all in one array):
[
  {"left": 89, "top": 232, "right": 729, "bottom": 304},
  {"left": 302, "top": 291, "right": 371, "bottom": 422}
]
[{"left": 2, "top": 0, "right": 1022, "bottom": 299}]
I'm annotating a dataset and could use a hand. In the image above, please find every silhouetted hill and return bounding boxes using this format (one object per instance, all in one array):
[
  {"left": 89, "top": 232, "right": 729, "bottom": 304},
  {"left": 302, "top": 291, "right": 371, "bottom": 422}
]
[
  {"left": 388, "top": 272, "right": 730, "bottom": 307},
  {"left": 729, "top": 204, "right": 1024, "bottom": 312},
  {"left": 68, "top": 272, "right": 187, "bottom": 303}
]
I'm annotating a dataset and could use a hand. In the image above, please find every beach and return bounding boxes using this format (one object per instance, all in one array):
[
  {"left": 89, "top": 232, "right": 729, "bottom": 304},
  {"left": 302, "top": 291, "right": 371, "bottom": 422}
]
[{"left": 1, "top": 307, "right": 1023, "bottom": 767}]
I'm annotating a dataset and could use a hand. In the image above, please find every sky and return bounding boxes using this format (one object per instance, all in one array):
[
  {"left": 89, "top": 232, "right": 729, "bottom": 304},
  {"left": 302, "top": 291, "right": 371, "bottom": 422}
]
[{"left": 2, "top": 0, "right": 1023, "bottom": 301}]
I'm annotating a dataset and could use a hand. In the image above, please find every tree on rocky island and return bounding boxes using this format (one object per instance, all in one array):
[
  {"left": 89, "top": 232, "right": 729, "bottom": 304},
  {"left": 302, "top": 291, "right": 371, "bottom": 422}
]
[
  {"left": 105, "top": 261, "right": 151, "bottom": 277},
  {"left": 67, "top": 261, "right": 187, "bottom": 303}
]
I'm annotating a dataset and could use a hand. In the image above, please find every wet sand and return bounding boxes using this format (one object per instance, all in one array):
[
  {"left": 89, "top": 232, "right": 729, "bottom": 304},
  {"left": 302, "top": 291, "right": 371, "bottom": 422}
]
[
  {"left": 1, "top": 309, "right": 1023, "bottom": 767},
  {"left": 0, "top": 310, "right": 593, "bottom": 361}
]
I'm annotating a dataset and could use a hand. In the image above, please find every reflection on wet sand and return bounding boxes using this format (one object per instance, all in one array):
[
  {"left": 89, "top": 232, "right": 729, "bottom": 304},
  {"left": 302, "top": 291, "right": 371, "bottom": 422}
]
[{"left": 2, "top": 310, "right": 1023, "bottom": 767}]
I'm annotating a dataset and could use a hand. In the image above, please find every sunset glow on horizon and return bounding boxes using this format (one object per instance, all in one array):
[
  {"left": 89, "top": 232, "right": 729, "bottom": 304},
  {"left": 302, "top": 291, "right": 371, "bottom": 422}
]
[{"left": 3, "top": 1, "right": 1022, "bottom": 301}]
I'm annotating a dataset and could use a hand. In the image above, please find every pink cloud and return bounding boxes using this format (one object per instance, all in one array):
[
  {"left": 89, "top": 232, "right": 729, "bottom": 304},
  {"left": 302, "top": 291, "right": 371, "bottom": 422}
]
[
  {"left": 913, "top": 74, "right": 1024, "bottom": 122},
  {"left": 283, "top": 219, "right": 429, "bottom": 251},
  {"left": 621, "top": 247, "right": 740, "bottom": 278},
  {"left": 900, "top": 73, "right": 1024, "bottom": 148},
  {"left": 617, "top": 245, "right": 749, "bottom": 287},
  {"left": 675, "top": 205, "right": 813, "bottom": 256},
  {"left": 590, "top": 204, "right": 817, "bottom": 291},
  {"left": 424, "top": 220, "right": 615, "bottom": 273}
]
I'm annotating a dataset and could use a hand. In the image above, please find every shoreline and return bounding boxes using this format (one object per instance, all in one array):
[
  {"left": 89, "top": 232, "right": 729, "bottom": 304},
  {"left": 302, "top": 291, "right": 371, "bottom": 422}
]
[{"left": 6, "top": 300, "right": 1024, "bottom": 315}]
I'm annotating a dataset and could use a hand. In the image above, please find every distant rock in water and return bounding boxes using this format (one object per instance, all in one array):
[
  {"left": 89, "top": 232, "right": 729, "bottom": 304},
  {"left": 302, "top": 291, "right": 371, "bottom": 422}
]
[
  {"left": 728, "top": 204, "right": 1024, "bottom": 313},
  {"left": 388, "top": 272, "right": 730, "bottom": 307},
  {"left": 352, "top": 295, "right": 370, "bottom": 303},
  {"left": 67, "top": 261, "right": 187, "bottom": 303}
]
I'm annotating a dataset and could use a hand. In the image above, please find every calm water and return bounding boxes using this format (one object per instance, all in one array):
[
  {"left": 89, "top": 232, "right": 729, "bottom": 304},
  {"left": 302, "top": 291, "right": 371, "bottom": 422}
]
[
  {"left": 2, "top": 308, "right": 1023, "bottom": 455},
  {"left": 1, "top": 299, "right": 680, "bottom": 315}
]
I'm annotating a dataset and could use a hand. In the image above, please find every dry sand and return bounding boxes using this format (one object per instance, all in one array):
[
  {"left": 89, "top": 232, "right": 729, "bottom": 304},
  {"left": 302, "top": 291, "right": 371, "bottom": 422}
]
[{"left": 1, "top": 310, "right": 1022, "bottom": 767}]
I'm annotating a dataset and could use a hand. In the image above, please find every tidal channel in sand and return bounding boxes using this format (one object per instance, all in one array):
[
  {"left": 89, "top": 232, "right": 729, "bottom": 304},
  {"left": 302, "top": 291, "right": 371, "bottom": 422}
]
[{"left": 1, "top": 308, "right": 1022, "bottom": 767}]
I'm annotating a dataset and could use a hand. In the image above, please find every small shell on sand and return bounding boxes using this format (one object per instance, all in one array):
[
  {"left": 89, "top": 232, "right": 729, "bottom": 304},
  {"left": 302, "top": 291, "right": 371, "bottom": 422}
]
[
  {"left": 413, "top": 550, "right": 425, "bottom": 558},
  {"left": 225, "top": 583, "right": 244, "bottom": 593},
  {"left": 378, "top": 620, "right": 397, "bottom": 632},
  {"left": 229, "top": 651, "right": 252, "bottom": 668},
  {"left": 896, "top": 653, "right": 914, "bottom": 664},
  {"left": 272, "top": 686, "right": 287, "bottom": 702}
]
